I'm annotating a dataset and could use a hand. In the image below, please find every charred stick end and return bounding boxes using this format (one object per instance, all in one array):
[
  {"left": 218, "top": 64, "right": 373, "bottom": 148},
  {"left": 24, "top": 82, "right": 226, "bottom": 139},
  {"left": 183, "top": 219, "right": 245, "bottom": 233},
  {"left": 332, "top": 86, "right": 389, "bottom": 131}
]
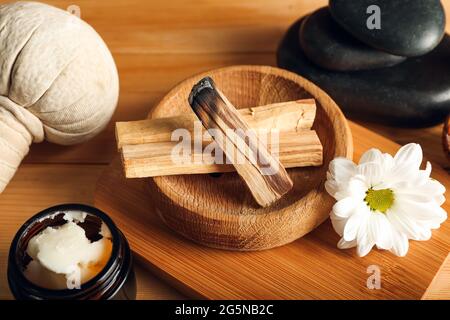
[
  {"left": 188, "top": 77, "right": 221, "bottom": 131},
  {"left": 188, "top": 76, "right": 216, "bottom": 107}
]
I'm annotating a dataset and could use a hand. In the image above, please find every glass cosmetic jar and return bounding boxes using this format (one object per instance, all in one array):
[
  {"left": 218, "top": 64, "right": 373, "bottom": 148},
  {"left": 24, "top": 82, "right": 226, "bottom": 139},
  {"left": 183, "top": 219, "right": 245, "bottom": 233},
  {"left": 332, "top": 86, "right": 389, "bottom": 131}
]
[{"left": 7, "top": 204, "right": 136, "bottom": 300}]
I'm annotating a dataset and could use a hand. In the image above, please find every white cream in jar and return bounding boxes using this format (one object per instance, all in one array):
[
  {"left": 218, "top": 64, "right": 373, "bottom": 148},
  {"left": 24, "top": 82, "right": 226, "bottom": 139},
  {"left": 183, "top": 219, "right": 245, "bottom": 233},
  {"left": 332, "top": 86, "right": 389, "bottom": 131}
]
[{"left": 23, "top": 211, "right": 113, "bottom": 290}]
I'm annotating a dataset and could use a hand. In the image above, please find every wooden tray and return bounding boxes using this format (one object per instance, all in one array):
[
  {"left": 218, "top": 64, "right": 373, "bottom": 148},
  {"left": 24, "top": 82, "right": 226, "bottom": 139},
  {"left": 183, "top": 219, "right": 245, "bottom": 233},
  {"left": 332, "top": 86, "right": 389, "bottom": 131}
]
[{"left": 95, "top": 124, "right": 450, "bottom": 299}]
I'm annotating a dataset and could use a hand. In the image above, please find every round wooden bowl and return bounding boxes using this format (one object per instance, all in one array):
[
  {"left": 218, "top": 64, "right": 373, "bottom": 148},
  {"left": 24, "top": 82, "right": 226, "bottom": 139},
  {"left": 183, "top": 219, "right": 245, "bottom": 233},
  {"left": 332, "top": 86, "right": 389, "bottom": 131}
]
[{"left": 148, "top": 65, "right": 353, "bottom": 251}]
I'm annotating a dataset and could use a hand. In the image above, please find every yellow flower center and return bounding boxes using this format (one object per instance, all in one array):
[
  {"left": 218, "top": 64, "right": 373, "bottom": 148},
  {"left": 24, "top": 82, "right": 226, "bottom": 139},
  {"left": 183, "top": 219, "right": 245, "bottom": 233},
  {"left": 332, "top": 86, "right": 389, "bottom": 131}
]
[{"left": 364, "top": 188, "right": 394, "bottom": 214}]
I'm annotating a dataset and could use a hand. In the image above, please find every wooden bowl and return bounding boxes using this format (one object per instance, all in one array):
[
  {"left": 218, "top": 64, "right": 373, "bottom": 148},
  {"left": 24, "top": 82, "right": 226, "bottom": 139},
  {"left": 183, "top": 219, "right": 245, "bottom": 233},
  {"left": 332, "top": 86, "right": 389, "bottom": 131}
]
[{"left": 148, "top": 65, "right": 352, "bottom": 250}]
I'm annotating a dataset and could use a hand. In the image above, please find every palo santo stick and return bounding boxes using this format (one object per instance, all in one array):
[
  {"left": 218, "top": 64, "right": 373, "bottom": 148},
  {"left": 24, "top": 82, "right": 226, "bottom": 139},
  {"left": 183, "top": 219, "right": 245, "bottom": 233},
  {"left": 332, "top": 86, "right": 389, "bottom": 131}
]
[
  {"left": 188, "top": 77, "right": 293, "bottom": 207},
  {"left": 116, "top": 99, "right": 316, "bottom": 149},
  {"left": 122, "top": 130, "right": 323, "bottom": 178}
]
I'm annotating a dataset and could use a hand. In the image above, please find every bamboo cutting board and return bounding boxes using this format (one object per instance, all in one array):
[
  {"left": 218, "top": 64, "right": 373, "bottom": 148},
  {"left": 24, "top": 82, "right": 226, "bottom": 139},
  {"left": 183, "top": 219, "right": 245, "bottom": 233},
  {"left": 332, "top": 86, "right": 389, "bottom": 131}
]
[
  {"left": 94, "top": 123, "right": 450, "bottom": 300},
  {"left": 0, "top": 0, "right": 448, "bottom": 301}
]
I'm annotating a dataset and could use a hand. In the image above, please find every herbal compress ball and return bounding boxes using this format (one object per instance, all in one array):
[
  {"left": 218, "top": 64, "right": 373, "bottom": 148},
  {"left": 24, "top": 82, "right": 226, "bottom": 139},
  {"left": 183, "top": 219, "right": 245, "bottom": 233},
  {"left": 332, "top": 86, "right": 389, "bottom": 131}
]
[{"left": 0, "top": 2, "right": 119, "bottom": 192}]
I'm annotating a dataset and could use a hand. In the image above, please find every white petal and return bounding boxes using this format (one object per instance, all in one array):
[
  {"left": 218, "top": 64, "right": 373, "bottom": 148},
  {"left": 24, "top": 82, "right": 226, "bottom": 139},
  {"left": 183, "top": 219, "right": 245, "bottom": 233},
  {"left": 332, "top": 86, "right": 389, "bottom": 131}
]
[
  {"left": 334, "top": 190, "right": 352, "bottom": 201},
  {"left": 357, "top": 162, "right": 384, "bottom": 186},
  {"left": 384, "top": 144, "right": 424, "bottom": 186},
  {"left": 395, "top": 195, "right": 447, "bottom": 224},
  {"left": 369, "top": 213, "right": 393, "bottom": 250},
  {"left": 390, "top": 230, "right": 409, "bottom": 257},
  {"left": 435, "top": 195, "right": 446, "bottom": 206},
  {"left": 359, "top": 149, "right": 395, "bottom": 180},
  {"left": 357, "top": 242, "right": 374, "bottom": 257},
  {"left": 343, "top": 213, "right": 362, "bottom": 241},
  {"left": 387, "top": 210, "right": 416, "bottom": 239},
  {"left": 417, "top": 178, "right": 446, "bottom": 196},
  {"left": 387, "top": 176, "right": 427, "bottom": 191},
  {"left": 387, "top": 208, "right": 432, "bottom": 241},
  {"left": 382, "top": 153, "right": 394, "bottom": 171},
  {"left": 347, "top": 176, "right": 368, "bottom": 200},
  {"left": 372, "top": 181, "right": 392, "bottom": 190},
  {"left": 328, "top": 176, "right": 367, "bottom": 202},
  {"left": 343, "top": 203, "right": 370, "bottom": 242},
  {"left": 394, "top": 143, "right": 423, "bottom": 170},
  {"left": 422, "top": 161, "right": 432, "bottom": 178},
  {"left": 393, "top": 192, "right": 435, "bottom": 203},
  {"left": 392, "top": 162, "right": 433, "bottom": 189},
  {"left": 356, "top": 216, "right": 374, "bottom": 257},
  {"left": 416, "top": 165, "right": 432, "bottom": 185},
  {"left": 416, "top": 228, "right": 431, "bottom": 241},
  {"left": 427, "top": 179, "right": 446, "bottom": 195},
  {"left": 386, "top": 163, "right": 417, "bottom": 186},
  {"left": 328, "top": 157, "right": 356, "bottom": 183},
  {"left": 330, "top": 213, "right": 347, "bottom": 236},
  {"left": 332, "top": 197, "right": 357, "bottom": 218},
  {"left": 337, "top": 238, "right": 357, "bottom": 249},
  {"left": 325, "top": 180, "right": 339, "bottom": 198},
  {"left": 359, "top": 148, "right": 383, "bottom": 165}
]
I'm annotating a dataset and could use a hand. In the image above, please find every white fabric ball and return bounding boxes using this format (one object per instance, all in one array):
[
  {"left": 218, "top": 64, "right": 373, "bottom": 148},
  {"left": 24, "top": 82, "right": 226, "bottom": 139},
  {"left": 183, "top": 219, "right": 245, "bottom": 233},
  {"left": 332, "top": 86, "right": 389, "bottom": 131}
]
[{"left": 0, "top": 1, "right": 119, "bottom": 192}]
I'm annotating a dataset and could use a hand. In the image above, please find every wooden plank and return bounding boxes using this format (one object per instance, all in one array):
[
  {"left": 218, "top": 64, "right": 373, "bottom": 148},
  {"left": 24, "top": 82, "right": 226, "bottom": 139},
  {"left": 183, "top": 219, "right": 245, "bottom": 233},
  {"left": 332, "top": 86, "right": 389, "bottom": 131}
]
[
  {"left": 114, "top": 53, "right": 275, "bottom": 93},
  {"left": 0, "top": 163, "right": 184, "bottom": 300},
  {"left": 1, "top": 0, "right": 449, "bottom": 300},
  {"left": 363, "top": 122, "right": 449, "bottom": 170},
  {"left": 35, "top": 0, "right": 450, "bottom": 54},
  {"left": 134, "top": 260, "right": 185, "bottom": 300},
  {"left": 94, "top": 120, "right": 450, "bottom": 299},
  {"left": 42, "top": 0, "right": 328, "bottom": 54},
  {"left": 116, "top": 99, "right": 316, "bottom": 148},
  {"left": 121, "top": 130, "right": 322, "bottom": 178},
  {"left": 422, "top": 254, "right": 450, "bottom": 300}
]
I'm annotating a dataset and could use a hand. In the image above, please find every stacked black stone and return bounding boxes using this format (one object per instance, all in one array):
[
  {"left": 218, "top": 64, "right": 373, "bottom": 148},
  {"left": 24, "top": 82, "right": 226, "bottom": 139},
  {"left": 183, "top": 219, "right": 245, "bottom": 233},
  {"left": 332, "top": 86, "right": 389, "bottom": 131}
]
[{"left": 277, "top": 0, "right": 450, "bottom": 127}]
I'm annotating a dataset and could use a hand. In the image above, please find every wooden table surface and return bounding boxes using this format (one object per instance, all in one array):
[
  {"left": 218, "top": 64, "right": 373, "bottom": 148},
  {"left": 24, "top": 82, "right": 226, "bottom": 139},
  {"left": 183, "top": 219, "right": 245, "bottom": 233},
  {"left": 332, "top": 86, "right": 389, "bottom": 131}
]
[{"left": 0, "top": 0, "right": 449, "bottom": 300}]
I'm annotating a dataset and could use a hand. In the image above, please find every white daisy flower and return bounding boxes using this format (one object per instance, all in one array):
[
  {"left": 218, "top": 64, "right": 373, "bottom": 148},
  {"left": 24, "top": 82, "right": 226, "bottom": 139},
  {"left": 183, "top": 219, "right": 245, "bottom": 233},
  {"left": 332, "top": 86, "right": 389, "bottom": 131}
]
[{"left": 325, "top": 143, "right": 447, "bottom": 257}]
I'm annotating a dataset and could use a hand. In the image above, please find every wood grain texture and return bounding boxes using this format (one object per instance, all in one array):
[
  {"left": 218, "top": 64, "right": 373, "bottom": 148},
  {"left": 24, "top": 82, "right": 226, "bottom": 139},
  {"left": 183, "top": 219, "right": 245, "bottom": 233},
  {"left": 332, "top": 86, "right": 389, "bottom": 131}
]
[
  {"left": 19, "top": 0, "right": 450, "bottom": 167},
  {"left": 188, "top": 76, "right": 294, "bottom": 207},
  {"left": 23, "top": 53, "right": 276, "bottom": 164},
  {"left": 42, "top": 0, "right": 329, "bottom": 54},
  {"left": 422, "top": 254, "right": 450, "bottom": 300},
  {"left": 21, "top": 52, "right": 450, "bottom": 170},
  {"left": 122, "top": 131, "right": 322, "bottom": 178},
  {"left": 1, "top": 0, "right": 449, "bottom": 300},
  {"left": 116, "top": 99, "right": 316, "bottom": 148},
  {"left": 145, "top": 66, "right": 351, "bottom": 249},
  {"left": 0, "top": 163, "right": 185, "bottom": 300},
  {"left": 94, "top": 121, "right": 450, "bottom": 299},
  {"left": 0, "top": 164, "right": 103, "bottom": 299},
  {"left": 35, "top": 0, "right": 450, "bottom": 56},
  {"left": 118, "top": 98, "right": 320, "bottom": 179}
]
